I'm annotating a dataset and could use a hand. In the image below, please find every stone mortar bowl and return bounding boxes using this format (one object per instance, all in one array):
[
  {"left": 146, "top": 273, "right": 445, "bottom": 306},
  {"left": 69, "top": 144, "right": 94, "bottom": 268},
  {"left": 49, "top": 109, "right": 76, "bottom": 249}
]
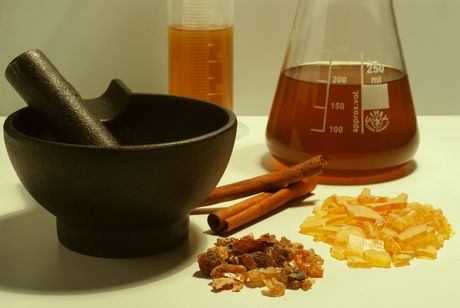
[{"left": 3, "top": 89, "right": 237, "bottom": 258}]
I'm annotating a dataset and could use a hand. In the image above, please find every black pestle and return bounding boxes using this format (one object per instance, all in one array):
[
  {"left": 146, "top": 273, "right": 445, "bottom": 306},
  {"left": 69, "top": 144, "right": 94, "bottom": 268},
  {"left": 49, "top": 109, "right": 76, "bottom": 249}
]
[{"left": 5, "top": 49, "right": 120, "bottom": 146}]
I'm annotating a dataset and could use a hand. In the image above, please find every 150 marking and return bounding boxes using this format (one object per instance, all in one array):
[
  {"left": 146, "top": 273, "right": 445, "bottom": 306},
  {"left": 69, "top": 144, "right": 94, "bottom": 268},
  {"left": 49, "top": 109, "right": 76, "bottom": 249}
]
[{"left": 331, "top": 102, "right": 345, "bottom": 110}]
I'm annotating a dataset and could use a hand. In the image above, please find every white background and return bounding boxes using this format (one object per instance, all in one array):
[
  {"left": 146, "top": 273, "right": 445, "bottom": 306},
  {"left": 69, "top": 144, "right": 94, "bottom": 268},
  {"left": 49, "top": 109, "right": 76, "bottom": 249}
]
[{"left": 1, "top": 0, "right": 459, "bottom": 116}]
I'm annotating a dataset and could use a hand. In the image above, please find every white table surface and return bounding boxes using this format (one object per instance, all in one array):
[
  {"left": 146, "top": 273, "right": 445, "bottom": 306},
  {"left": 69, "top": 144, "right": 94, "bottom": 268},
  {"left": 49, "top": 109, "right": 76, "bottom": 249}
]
[{"left": 1, "top": 115, "right": 459, "bottom": 307}]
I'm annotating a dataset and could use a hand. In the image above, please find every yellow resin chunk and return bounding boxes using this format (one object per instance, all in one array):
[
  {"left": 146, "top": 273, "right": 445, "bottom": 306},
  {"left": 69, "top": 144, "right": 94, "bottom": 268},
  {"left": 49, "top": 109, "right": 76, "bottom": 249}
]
[
  {"left": 343, "top": 203, "right": 383, "bottom": 222},
  {"left": 299, "top": 189, "right": 454, "bottom": 269},
  {"left": 415, "top": 245, "right": 437, "bottom": 259},
  {"left": 300, "top": 216, "right": 324, "bottom": 234},
  {"left": 364, "top": 249, "right": 392, "bottom": 268},
  {"left": 330, "top": 246, "right": 346, "bottom": 260},
  {"left": 398, "top": 225, "right": 431, "bottom": 242},
  {"left": 386, "top": 213, "right": 406, "bottom": 232},
  {"left": 392, "top": 254, "right": 412, "bottom": 267},
  {"left": 347, "top": 256, "right": 372, "bottom": 268},
  {"left": 383, "top": 236, "right": 402, "bottom": 255},
  {"left": 346, "top": 234, "right": 365, "bottom": 256},
  {"left": 335, "top": 226, "right": 365, "bottom": 245},
  {"left": 371, "top": 201, "right": 407, "bottom": 212}
]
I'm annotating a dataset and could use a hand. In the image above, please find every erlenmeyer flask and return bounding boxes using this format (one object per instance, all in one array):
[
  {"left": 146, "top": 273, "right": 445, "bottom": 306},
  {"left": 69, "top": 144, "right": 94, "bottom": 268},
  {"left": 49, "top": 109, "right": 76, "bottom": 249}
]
[{"left": 266, "top": 0, "right": 419, "bottom": 184}]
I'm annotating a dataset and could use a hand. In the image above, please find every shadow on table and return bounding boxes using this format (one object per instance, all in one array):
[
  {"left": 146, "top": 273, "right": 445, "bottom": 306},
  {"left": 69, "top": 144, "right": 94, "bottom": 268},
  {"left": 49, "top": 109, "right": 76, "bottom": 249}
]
[{"left": 0, "top": 185, "right": 206, "bottom": 295}]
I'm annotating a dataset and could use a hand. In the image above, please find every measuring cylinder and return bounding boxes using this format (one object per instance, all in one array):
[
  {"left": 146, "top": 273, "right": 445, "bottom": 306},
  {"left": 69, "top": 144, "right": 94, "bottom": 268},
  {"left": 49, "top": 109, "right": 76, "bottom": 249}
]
[{"left": 168, "top": 0, "right": 233, "bottom": 109}]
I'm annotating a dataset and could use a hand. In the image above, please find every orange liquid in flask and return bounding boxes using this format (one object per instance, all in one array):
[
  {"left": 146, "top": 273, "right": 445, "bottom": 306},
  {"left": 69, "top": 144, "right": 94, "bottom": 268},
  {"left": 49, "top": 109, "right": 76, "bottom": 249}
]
[
  {"left": 168, "top": 26, "right": 233, "bottom": 109},
  {"left": 266, "top": 64, "right": 419, "bottom": 183}
]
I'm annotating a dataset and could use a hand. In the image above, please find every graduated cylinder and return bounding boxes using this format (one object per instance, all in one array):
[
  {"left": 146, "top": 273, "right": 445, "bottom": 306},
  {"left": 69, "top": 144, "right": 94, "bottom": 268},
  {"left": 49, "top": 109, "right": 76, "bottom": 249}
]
[{"left": 168, "top": 0, "right": 233, "bottom": 109}]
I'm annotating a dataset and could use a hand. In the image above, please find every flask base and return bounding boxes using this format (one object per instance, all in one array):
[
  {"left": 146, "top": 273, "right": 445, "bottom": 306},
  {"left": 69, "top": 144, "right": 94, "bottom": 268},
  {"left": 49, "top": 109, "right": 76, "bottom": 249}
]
[
  {"left": 316, "top": 160, "right": 417, "bottom": 185},
  {"left": 266, "top": 155, "right": 416, "bottom": 185}
]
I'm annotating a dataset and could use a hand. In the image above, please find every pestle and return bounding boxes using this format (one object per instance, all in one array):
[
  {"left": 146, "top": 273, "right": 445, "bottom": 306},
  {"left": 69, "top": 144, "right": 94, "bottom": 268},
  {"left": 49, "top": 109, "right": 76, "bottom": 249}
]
[{"left": 5, "top": 49, "right": 120, "bottom": 147}]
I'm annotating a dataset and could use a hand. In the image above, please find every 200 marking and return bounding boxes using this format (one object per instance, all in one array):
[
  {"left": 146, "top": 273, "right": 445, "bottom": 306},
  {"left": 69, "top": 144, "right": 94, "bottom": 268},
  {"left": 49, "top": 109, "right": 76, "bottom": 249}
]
[{"left": 332, "top": 75, "right": 347, "bottom": 84}]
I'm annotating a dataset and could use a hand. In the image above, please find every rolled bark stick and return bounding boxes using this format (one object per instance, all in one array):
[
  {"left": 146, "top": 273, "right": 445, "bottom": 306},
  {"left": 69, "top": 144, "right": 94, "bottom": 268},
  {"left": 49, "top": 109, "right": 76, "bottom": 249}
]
[
  {"left": 207, "top": 192, "right": 272, "bottom": 232},
  {"left": 208, "top": 180, "right": 317, "bottom": 234},
  {"left": 199, "top": 155, "right": 326, "bottom": 207}
]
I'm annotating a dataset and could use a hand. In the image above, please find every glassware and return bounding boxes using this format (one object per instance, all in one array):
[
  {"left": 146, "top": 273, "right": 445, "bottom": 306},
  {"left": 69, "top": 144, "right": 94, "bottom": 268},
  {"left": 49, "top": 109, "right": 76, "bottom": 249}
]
[
  {"left": 266, "top": 0, "right": 419, "bottom": 184},
  {"left": 168, "top": 0, "right": 234, "bottom": 109}
]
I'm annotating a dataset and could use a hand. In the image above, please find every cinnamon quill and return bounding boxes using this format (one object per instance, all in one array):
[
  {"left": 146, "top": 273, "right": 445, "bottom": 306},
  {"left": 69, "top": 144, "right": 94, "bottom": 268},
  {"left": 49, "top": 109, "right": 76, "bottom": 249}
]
[
  {"left": 198, "top": 155, "right": 326, "bottom": 207},
  {"left": 208, "top": 180, "right": 317, "bottom": 234}
]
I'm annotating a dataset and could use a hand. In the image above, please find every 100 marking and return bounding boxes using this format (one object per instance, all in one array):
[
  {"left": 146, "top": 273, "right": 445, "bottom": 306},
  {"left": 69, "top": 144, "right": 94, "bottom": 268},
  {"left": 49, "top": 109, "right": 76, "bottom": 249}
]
[{"left": 329, "top": 125, "right": 344, "bottom": 134}]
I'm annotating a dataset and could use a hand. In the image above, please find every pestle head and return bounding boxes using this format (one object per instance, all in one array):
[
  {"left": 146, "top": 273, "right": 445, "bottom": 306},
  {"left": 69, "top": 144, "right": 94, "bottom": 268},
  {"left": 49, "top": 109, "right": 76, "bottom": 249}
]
[{"left": 5, "top": 49, "right": 119, "bottom": 147}]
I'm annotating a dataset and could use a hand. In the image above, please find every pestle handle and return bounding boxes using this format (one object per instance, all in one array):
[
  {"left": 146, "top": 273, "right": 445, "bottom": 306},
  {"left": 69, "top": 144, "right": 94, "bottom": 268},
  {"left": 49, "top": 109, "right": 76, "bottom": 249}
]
[{"left": 5, "top": 49, "right": 119, "bottom": 147}]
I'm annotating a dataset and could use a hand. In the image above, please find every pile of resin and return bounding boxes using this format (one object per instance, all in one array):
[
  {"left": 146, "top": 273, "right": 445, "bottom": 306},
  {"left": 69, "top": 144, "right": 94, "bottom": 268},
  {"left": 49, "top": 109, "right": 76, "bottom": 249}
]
[
  {"left": 197, "top": 233, "right": 324, "bottom": 297},
  {"left": 300, "top": 189, "right": 453, "bottom": 268}
]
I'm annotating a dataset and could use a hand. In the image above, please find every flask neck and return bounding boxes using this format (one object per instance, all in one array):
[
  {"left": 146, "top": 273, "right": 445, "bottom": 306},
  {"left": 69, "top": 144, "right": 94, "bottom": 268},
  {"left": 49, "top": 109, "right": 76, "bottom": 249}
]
[{"left": 285, "top": 0, "right": 406, "bottom": 73}]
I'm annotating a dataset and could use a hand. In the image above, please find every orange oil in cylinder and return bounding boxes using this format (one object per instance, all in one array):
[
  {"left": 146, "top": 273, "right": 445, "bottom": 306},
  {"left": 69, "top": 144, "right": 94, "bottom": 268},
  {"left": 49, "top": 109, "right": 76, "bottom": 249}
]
[
  {"left": 168, "top": 26, "right": 233, "bottom": 109},
  {"left": 266, "top": 63, "right": 419, "bottom": 184}
]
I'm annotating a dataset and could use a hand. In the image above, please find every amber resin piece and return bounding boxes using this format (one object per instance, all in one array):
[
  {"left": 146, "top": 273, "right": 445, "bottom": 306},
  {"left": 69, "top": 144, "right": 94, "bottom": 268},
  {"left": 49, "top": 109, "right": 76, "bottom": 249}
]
[
  {"left": 299, "top": 189, "right": 453, "bottom": 268},
  {"left": 262, "top": 277, "right": 286, "bottom": 297},
  {"left": 197, "top": 233, "right": 324, "bottom": 297},
  {"left": 212, "top": 278, "right": 245, "bottom": 292}
]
